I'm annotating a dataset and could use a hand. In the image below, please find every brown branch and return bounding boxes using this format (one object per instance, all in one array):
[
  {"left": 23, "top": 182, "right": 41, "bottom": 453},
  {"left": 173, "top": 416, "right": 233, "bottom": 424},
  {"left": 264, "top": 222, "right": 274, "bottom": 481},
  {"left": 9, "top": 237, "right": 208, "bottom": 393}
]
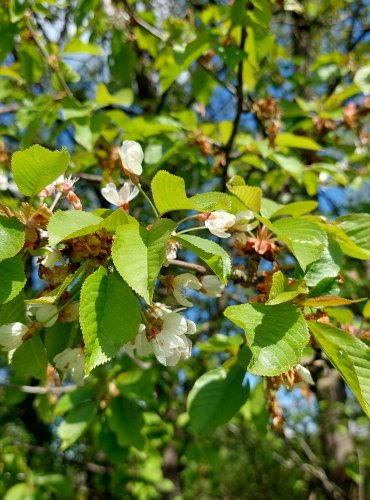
[
  {"left": 0, "top": 382, "right": 77, "bottom": 394},
  {"left": 168, "top": 259, "right": 208, "bottom": 274},
  {"left": 221, "top": 26, "right": 247, "bottom": 191},
  {"left": 26, "top": 18, "right": 73, "bottom": 98},
  {"left": 121, "top": 0, "right": 166, "bottom": 41}
]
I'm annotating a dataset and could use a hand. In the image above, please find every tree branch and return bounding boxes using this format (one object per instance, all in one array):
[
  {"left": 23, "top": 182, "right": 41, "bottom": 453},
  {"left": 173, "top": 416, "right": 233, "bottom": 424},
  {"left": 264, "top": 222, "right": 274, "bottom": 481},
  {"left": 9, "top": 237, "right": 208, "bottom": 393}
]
[
  {"left": 26, "top": 18, "right": 73, "bottom": 98},
  {"left": 0, "top": 382, "right": 77, "bottom": 394},
  {"left": 221, "top": 27, "right": 247, "bottom": 191}
]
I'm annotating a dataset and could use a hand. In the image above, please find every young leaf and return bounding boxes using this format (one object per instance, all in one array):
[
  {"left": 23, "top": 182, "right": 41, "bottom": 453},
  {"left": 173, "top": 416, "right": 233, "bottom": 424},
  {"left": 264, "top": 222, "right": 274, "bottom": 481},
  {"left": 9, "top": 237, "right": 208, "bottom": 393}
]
[
  {"left": 11, "top": 145, "right": 70, "bottom": 197},
  {"left": 175, "top": 234, "right": 231, "bottom": 283},
  {"left": 266, "top": 271, "right": 307, "bottom": 305},
  {"left": 0, "top": 256, "right": 26, "bottom": 305},
  {"left": 47, "top": 210, "right": 104, "bottom": 245},
  {"left": 308, "top": 321, "right": 370, "bottom": 418},
  {"left": 112, "top": 218, "right": 176, "bottom": 302},
  {"left": 275, "top": 133, "right": 321, "bottom": 151},
  {"left": 0, "top": 215, "right": 25, "bottom": 262},
  {"left": 151, "top": 170, "right": 193, "bottom": 214},
  {"left": 80, "top": 267, "right": 141, "bottom": 374},
  {"left": 228, "top": 185, "right": 262, "bottom": 212},
  {"left": 338, "top": 214, "right": 370, "bottom": 255},
  {"left": 187, "top": 365, "right": 249, "bottom": 436},
  {"left": 224, "top": 303, "right": 310, "bottom": 376}
]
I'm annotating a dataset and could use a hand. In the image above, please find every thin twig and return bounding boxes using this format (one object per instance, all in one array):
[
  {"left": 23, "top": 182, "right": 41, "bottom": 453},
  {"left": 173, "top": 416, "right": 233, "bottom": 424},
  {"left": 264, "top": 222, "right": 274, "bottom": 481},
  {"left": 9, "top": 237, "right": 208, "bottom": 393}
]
[
  {"left": 168, "top": 259, "right": 208, "bottom": 274},
  {"left": 121, "top": 0, "right": 166, "bottom": 41},
  {"left": 221, "top": 26, "right": 247, "bottom": 191},
  {"left": 0, "top": 382, "right": 77, "bottom": 394},
  {"left": 26, "top": 18, "right": 73, "bottom": 98}
]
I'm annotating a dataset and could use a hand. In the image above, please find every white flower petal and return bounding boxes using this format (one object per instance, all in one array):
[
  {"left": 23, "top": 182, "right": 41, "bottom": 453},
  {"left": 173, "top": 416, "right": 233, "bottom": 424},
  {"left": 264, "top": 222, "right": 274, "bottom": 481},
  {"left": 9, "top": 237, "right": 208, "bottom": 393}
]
[
  {"left": 0, "top": 322, "right": 28, "bottom": 351},
  {"left": 201, "top": 275, "right": 225, "bottom": 297},
  {"left": 54, "top": 347, "right": 85, "bottom": 385},
  {"left": 296, "top": 364, "right": 315, "bottom": 385},
  {"left": 205, "top": 211, "right": 236, "bottom": 238},
  {"left": 120, "top": 141, "right": 144, "bottom": 175},
  {"left": 101, "top": 183, "right": 120, "bottom": 206},
  {"left": 118, "top": 182, "right": 131, "bottom": 203},
  {"left": 34, "top": 304, "right": 59, "bottom": 327}
]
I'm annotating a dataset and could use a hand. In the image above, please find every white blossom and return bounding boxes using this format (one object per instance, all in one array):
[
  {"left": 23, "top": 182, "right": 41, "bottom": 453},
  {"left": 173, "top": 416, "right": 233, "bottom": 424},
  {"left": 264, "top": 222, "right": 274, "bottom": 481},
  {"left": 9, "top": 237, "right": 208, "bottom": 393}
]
[
  {"left": 42, "top": 248, "right": 64, "bottom": 268},
  {"left": 296, "top": 364, "right": 314, "bottom": 385},
  {"left": 54, "top": 175, "right": 79, "bottom": 194},
  {"left": 201, "top": 275, "right": 225, "bottom": 298},
  {"left": 233, "top": 210, "right": 255, "bottom": 232},
  {"left": 164, "top": 239, "right": 181, "bottom": 265},
  {"left": 124, "top": 324, "right": 152, "bottom": 358},
  {"left": 171, "top": 273, "right": 201, "bottom": 307},
  {"left": 204, "top": 211, "right": 236, "bottom": 238},
  {"left": 149, "top": 309, "right": 196, "bottom": 366},
  {"left": 60, "top": 302, "right": 80, "bottom": 323},
  {"left": 54, "top": 347, "right": 85, "bottom": 385},
  {"left": 0, "top": 171, "right": 8, "bottom": 191},
  {"left": 27, "top": 304, "right": 59, "bottom": 327},
  {"left": 101, "top": 181, "right": 139, "bottom": 208},
  {"left": 120, "top": 140, "right": 144, "bottom": 176},
  {"left": 0, "top": 322, "right": 28, "bottom": 352}
]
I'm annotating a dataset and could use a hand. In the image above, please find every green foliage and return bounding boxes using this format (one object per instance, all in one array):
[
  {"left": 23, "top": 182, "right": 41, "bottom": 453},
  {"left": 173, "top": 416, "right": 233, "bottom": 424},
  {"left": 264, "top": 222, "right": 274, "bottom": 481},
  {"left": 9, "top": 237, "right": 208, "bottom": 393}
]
[
  {"left": 0, "top": 256, "right": 25, "bottom": 304},
  {"left": 112, "top": 218, "right": 176, "bottom": 302},
  {"left": 80, "top": 267, "right": 141, "bottom": 373},
  {"left": 309, "top": 321, "right": 370, "bottom": 417},
  {"left": 187, "top": 365, "right": 250, "bottom": 436},
  {"left": 175, "top": 234, "right": 231, "bottom": 283},
  {"left": 0, "top": 216, "right": 25, "bottom": 262},
  {"left": 0, "top": 0, "right": 369, "bottom": 497},
  {"left": 225, "top": 303, "right": 310, "bottom": 376},
  {"left": 11, "top": 145, "right": 70, "bottom": 197}
]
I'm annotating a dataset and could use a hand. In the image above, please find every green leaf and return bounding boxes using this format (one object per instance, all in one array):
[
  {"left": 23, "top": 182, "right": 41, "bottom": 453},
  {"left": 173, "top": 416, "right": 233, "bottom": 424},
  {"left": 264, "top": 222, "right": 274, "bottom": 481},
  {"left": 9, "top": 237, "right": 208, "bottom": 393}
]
[
  {"left": 63, "top": 38, "right": 103, "bottom": 55},
  {"left": 80, "top": 267, "right": 141, "bottom": 374},
  {"left": 175, "top": 234, "right": 231, "bottom": 283},
  {"left": 151, "top": 170, "right": 193, "bottom": 214},
  {"left": 48, "top": 209, "right": 128, "bottom": 245},
  {"left": 196, "top": 333, "right": 244, "bottom": 352},
  {"left": 224, "top": 303, "right": 310, "bottom": 376},
  {"left": 159, "top": 33, "right": 210, "bottom": 92},
  {"left": 266, "top": 271, "right": 307, "bottom": 305},
  {"left": 338, "top": 214, "right": 370, "bottom": 255},
  {"left": 112, "top": 218, "right": 176, "bottom": 302},
  {"left": 95, "top": 83, "right": 133, "bottom": 107},
  {"left": 302, "top": 296, "right": 365, "bottom": 307},
  {"left": 227, "top": 185, "right": 262, "bottom": 212},
  {"left": 54, "top": 387, "right": 94, "bottom": 417},
  {"left": 9, "top": 0, "right": 28, "bottom": 23},
  {"left": 190, "top": 192, "right": 233, "bottom": 212},
  {"left": 187, "top": 365, "right": 249, "bottom": 436},
  {"left": 271, "top": 201, "right": 318, "bottom": 218},
  {"left": 107, "top": 397, "right": 145, "bottom": 449},
  {"left": 271, "top": 217, "right": 327, "bottom": 270},
  {"left": 0, "top": 256, "right": 26, "bottom": 304},
  {"left": 0, "top": 215, "right": 25, "bottom": 262},
  {"left": 304, "top": 238, "right": 342, "bottom": 286},
  {"left": 275, "top": 133, "right": 321, "bottom": 151},
  {"left": 12, "top": 336, "right": 48, "bottom": 382},
  {"left": 57, "top": 401, "right": 97, "bottom": 449},
  {"left": 308, "top": 321, "right": 370, "bottom": 417},
  {"left": 354, "top": 66, "right": 370, "bottom": 95},
  {"left": 323, "top": 223, "right": 370, "bottom": 260},
  {"left": 11, "top": 145, "right": 70, "bottom": 197}
]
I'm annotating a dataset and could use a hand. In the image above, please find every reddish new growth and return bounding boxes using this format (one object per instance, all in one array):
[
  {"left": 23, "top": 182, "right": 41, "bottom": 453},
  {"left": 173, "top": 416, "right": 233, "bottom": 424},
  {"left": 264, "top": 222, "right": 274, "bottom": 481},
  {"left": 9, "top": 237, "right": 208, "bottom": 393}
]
[{"left": 236, "top": 225, "right": 280, "bottom": 262}]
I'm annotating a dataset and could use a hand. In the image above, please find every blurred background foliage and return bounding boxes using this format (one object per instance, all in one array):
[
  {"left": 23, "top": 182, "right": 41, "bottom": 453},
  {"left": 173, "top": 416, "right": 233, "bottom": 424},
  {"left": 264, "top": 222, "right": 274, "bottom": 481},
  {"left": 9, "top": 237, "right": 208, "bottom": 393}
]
[{"left": 0, "top": 0, "right": 369, "bottom": 498}]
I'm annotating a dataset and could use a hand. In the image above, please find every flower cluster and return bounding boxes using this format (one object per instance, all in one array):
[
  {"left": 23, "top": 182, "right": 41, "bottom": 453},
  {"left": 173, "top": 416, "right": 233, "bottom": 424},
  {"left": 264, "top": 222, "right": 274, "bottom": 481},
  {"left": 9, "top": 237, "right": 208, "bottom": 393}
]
[{"left": 124, "top": 303, "right": 196, "bottom": 366}]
